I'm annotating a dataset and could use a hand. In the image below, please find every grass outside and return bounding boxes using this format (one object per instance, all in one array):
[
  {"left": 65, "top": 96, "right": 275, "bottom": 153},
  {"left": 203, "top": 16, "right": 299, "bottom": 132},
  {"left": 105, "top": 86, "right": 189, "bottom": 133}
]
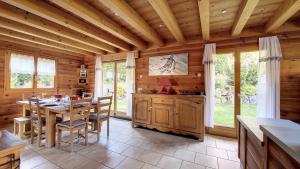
[{"left": 214, "top": 103, "right": 256, "bottom": 127}]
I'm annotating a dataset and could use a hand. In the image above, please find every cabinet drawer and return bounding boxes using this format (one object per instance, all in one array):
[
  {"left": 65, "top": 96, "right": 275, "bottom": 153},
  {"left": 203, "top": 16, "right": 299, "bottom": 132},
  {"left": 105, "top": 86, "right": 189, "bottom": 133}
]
[{"left": 152, "top": 98, "right": 174, "bottom": 105}]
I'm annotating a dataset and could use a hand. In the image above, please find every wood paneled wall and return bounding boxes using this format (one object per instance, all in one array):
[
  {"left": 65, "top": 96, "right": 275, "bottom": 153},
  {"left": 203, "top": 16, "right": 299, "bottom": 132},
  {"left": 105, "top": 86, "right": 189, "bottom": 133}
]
[
  {"left": 0, "top": 41, "right": 84, "bottom": 123},
  {"left": 136, "top": 44, "right": 204, "bottom": 93},
  {"left": 85, "top": 36, "right": 300, "bottom": 124}
]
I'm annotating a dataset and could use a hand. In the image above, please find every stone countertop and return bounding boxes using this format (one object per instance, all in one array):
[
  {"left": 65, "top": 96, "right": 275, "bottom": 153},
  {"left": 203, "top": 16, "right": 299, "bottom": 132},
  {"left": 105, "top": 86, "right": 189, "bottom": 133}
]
[
  {"left": 260, "top": 124, "right": 300, "bottom": 164},
  {"left": 237, "top": 116, "right": 299, "bottom": 144}
]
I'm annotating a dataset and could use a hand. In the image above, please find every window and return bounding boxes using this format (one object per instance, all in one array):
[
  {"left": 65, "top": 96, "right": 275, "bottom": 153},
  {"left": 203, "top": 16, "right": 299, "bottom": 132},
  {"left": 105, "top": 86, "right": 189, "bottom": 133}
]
[
  {"left": 6, "top": 52, "right": 56, "bottom": 91},
  {"left": 10, "top": 53, "right": 35, "bottom": 89},
  {"left": 37, "top": 58, "right": 56, "bottom": 88}
]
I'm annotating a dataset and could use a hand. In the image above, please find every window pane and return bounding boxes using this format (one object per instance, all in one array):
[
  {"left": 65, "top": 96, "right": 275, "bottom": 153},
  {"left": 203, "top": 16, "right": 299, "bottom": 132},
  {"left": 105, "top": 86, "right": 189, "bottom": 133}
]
[
  {"left": 240, "top": 51, "right": 259, "bottom": 117},
  {"left": 10, "top": 53, "right": 34, "bottom": 88},
  {"left": 37, "top": 75, "right": 55, "bottom": 88},
  {"left": 10, "top": 73, "right": 33, "bottom": 88},
  {"left": 103, "top": 62, "right": 115, "bottom": 109},
  {"left": 214, "top": 53, "right": 235, "bottom": 127},
  {"left": 37, "top": 58, "right": 56, "bottom": 88},
  {"left": 116, "top": 62, "right": 127, "bottom": 113}
]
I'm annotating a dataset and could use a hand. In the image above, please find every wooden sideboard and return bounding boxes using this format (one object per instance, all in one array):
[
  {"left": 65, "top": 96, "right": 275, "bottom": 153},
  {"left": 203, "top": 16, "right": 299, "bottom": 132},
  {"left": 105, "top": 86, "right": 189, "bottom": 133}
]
[{"left": 132, "top": 94, "right": 205, "bottom": 140}]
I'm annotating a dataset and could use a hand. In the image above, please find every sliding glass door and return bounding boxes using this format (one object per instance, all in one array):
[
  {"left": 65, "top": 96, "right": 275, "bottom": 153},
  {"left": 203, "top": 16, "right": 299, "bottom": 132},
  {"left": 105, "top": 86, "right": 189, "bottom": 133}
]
[
  {"left": 208, "top": 47, "right": 259, "bottom": 137},
  {"left": 102, "top": 61, "right": 128, "bottom": 118}
]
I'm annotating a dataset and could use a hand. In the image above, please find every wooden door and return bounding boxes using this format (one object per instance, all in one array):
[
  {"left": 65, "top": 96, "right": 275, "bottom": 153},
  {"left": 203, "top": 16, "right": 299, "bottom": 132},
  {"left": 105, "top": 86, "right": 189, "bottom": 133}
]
[
  {"left": 152, "top": 104, "right": 173, "bottom": 128},
  {"left": 174, "top": 99, "right": 202, "bottom": 133},
  {"left": 133, "top": 97, "right": 151, "bottom": 124}
]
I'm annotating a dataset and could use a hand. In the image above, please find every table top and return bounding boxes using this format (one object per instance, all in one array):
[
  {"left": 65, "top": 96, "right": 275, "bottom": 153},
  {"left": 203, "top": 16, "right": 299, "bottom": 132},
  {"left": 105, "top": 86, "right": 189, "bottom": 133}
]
[
  {"left": 237, "top": 116, "right": 299, "bottom": 144},
  {"left": 17, "top": 100, "right": 102, "bottom": 113},
  {"left": 260, "top": 124, "right": 300, "bottom": 164},
  {"left": 0, "top": 130, "right": 25, "bottom": 156}
]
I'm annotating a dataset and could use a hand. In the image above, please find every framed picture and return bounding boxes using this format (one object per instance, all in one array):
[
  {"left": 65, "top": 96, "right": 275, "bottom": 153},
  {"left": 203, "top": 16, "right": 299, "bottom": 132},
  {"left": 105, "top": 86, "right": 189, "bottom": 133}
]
[{"left": 149, "top": 53, "right": 188, "bottom": 76}]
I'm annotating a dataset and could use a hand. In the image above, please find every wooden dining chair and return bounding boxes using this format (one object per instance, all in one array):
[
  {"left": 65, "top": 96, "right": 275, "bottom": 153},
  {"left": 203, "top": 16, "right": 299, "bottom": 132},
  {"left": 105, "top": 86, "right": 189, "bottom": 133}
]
[
  {"left": 56, "top": 98, "right": 92, "bottom": 152},
  {"left": 28, "top": 98, "right": 45, "bottom": 147},
  {"left": 89, "top": 96, "right": 112, "bottom": 141},
  {"left": 82, "top": 92, "right": 93, "bottom": 99}
]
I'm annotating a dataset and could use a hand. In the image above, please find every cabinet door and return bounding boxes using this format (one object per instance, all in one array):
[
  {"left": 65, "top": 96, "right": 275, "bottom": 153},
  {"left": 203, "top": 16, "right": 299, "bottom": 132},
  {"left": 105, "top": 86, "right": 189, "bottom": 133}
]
[
  {"left": 152, "top": 104, "right": 173, "bottom": 128},
  {"left": 175, "top": 99, "right": 203, "bottom": 133},
  {"left": 133, "top": 97, "right": 151, "bottom": 124}
]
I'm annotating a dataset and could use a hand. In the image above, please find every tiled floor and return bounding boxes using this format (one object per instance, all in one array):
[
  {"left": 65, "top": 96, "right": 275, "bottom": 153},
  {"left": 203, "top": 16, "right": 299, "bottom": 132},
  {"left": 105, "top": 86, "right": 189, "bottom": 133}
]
[{"left": 1, "top": 118, "right": 240, "bottom": 169}]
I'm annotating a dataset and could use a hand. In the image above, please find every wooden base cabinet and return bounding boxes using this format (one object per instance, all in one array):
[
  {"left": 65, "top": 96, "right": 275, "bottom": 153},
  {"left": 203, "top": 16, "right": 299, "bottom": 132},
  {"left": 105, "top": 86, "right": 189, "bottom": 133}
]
[{"left": 132, "top": 94, "right": 205, "bottom": 140}]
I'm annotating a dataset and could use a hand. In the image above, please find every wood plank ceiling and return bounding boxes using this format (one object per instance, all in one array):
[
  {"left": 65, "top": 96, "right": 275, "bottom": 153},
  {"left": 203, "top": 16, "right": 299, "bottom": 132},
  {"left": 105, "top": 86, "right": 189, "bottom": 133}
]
[{"left": 0, "top": 0, "right": 299, "bottom": 56}]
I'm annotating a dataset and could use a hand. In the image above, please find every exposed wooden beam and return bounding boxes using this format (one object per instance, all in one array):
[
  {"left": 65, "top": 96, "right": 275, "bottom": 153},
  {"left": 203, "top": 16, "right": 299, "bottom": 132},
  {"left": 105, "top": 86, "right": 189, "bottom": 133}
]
[
  {"left": 232, "top": 0, "right": 260, "bottom": 36},
  {"left": 0, "top": 3, "right": 117, "bottom": 53},
  {"left": 100, "top": 0, "right": 164, "bottom": 46},
  {"left": 1, "top": 0, "right": 131, "bottom": 51},
  {"left": 266, "top": 0, "right": 300, "bottom": 32},
  {"left": 148, "top": 0, "right": 185, "bottom": 43},
  {"left": 0, "top": 28, "right": 93, "bottom": 55},
  {"left": 0, "top": 17, "right": 105, "bottom": 55},
  {"left": 0, "top": 35, "right": 86, "bottom": 56},
  {"left": 49, "top": 0, "right": 147, "bottom": 49},
  {"left": 197, "top": 0, "right": 210, "bottom": 41}
]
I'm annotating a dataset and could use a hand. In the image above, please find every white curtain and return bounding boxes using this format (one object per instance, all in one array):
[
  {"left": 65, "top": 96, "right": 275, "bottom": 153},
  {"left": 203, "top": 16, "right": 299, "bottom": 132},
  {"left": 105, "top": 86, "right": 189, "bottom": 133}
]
[
  {"left": 94, "top": 56, "right": 103, "bottom": 100},
  {"left": 257, "top": 36, "right": 282, "bottom": 119},
  {"left": 37, "top": 58, "right": 56, "bottom": 76},
  {"left": 10, "top": 53, "right": 35, "bottom": 74},
  {"left": 203, "top": 43, "right": 216, "bottom": 128},
  {"left": 126, "top": 52, "right": 136, "bottom": 117}
]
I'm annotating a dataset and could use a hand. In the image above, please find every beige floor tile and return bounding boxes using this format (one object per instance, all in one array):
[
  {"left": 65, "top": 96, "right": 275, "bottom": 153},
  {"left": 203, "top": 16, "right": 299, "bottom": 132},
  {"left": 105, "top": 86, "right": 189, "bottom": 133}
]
[
  {"left": 102, "top": 152, "right": 126, "bottom": 168},
  {"left": 207, "top": 147, "right": 228, "bottom": 159},
  {"left": 195, "top": 153, "right": 218, "bottom": 169},
  {"left": 74, "top": 159, "right": 106, "bottom": 169},
  {"left": 21, "top": 149, "right": 39, "bottom": 162},
  {"left": 216, "top": 142, "right": 236, "bottom": 151},
  {"left": 32, "top": 161, "right": 59, "bottom": 169},
  {"left": 218, "top": 158, "right": 240, "bottom": 169},
  {"left": 157, "top": 156, "right": 182, "bottom": 169},
  {"left": 58, "top": 153, "right": 90, "bottom": 169},
  {"left": 20, "top": 155, "right": 48, "bottom": 169},
  {"left": 187, "top": 143, "right": 207, "bottom": 154},
  {"left": 115, "top": 157, "right": 145, "bottom": 169},
  {"left": 122, "top": 146, "right": 145, "bottom": 159},
  {"left": 180, "top": 161, "right": 205, "bottom": 169},
  {"left": 142, "top": 164, "right": 162, "bottom": 169},
  {"left": 84, "top": 148, "right": 112, "bottom": 162},
  {"left": 108, "top": 142, "right": 129, "bottom": 153},
  {"left": 138, "top": 150, "right": 163, "bottom": 165},
  {"left": 227, "top": 151, "right": 240, "bottom": 162},
  {"left": 38, "top": 148, "right": 71, "bottom": 164},
  {"left": 174, "top": 149, "right": 196, "bottom": 162}
]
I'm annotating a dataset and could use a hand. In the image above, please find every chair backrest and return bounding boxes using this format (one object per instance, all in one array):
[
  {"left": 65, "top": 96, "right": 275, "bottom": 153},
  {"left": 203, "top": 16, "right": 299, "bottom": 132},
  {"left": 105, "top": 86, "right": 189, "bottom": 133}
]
[
  {"left": 28, "top": 98, "right": 42, "bottom": 123},
  {"left": 69, "top": 98, "right": 92, "bottom": 125},
  {"left": 95, "top": 96, "right": 113, "bottom": 116},
  {"left": 82, "top": 92, "right": 93, "bottom": 99}
]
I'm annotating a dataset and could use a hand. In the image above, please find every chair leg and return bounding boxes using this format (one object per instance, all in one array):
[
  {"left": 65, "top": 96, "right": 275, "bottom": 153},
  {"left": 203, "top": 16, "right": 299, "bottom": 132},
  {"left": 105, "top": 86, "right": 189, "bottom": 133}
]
[
  {"left": 37, "top": 124, "right": 42, "bottom": 147},
  {"left": 107, "top": 118, "right": 109, "bottom": 137},
  {"left": 57, "top": 128, "right": 62, "bottom": 148},
  {"left": 97, "top": 121, "right": 100, "bottom": 142},
  {"left": 70, "top": 130, "right": 74, "bottom": 153},
  {"left": 18, "top": 123, "right": 24, "bottom": 138},
  {"left": 77, "top": 129, "right": 80, "bottom": 141},
  {"left": 85, "top": 125, "right": 88, "bottom": 146},
  {"left": 30, "top": 125, "right": 34, "bottom": 144},
  {"left": 13, "top": 121, "right": 17, "bottom": 135}
]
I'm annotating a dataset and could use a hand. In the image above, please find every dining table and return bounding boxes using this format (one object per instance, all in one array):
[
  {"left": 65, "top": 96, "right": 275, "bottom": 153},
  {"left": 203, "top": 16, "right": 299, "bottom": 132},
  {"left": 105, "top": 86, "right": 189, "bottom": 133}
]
[{"left": 16, "top": 99, "right": 98, "bottom": 148}]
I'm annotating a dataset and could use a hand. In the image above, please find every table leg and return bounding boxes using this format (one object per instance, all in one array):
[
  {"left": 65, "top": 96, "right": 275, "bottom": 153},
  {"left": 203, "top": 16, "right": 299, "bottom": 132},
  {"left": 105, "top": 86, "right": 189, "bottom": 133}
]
[{"left": 45, "top": 109, "right": 56, "bottom": 148}]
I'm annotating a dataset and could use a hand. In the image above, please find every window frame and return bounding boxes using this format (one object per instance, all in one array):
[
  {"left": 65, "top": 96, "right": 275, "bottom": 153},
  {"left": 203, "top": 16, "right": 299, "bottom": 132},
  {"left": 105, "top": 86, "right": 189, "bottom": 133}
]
[{"left": 4, "top": 50, "right": 57, "bottom": 93}]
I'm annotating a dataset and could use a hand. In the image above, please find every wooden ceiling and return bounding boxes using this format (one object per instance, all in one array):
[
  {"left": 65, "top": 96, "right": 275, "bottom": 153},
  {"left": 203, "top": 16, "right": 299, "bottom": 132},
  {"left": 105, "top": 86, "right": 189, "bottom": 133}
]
[{"left": 0, "top": 0, "right": 299, "bottom": 56}]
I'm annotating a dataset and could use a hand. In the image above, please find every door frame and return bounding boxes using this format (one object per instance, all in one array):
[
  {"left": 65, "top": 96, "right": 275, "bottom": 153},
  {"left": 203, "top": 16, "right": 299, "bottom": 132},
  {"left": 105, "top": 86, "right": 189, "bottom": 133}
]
[{"left": 207, "top": 45, "right": 258, "bottom": 138}]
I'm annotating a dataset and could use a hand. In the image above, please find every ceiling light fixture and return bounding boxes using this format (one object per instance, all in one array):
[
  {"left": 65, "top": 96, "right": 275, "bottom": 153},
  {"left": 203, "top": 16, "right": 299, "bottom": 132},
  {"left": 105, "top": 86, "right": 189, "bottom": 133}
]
[{"left": 221, "top": 9, "right": 227, "bottom": 14}]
